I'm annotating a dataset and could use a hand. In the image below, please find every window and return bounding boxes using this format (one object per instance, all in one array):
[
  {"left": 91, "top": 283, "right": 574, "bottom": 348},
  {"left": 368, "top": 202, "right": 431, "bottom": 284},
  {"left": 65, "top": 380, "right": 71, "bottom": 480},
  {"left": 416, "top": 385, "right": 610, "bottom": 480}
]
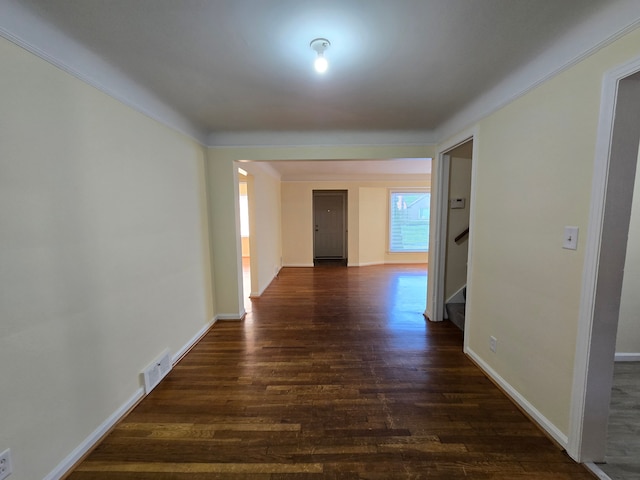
[{"left": 389, "top": 190, "right": 430, "bottom": 252}]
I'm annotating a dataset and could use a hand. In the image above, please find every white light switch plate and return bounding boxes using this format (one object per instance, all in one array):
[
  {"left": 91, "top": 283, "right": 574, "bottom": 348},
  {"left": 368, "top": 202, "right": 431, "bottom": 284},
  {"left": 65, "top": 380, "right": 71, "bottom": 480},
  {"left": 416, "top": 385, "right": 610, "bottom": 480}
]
[
  {"left": 563, "top": 226, "right": 579, "bottom": 250},
  {"left": 0, "top": 449, "right": 13, "bottom": 480}
]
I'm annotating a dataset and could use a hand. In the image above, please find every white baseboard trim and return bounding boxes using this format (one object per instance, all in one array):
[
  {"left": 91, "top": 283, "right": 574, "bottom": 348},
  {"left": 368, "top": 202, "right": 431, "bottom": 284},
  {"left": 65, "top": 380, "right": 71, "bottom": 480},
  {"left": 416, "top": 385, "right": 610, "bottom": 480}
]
[
  {"left": 383, "top": 259, "right": 429, "bottom": 265},
  {"left": 250, "top": 271, "right": 280, "bottom": 298},
  {"left": 583, "top": 463, "right": 613, "bottom": 479},
  {"left": 282, "top": 263, "right": 314, "bottom": 267},
  {"left": 614, "top": 352, "right": 640, "bottom": 362},
  {"left": 173, "top": 318, "right": 216, "bottom": 364},
  {"left": 424, "top": 308, "right": 440, "bottom": 321},
  {"left": 215, "top": 309, "right": 246, "bottom": 321},
  {"left": 355, "top": 261, "right": 384, "bottom": 267},
  {"left": 46, "top": 317, "right": 218, "bottom": 479},
  {"left": 465, "top": 347, "right": 569, "bottom": 448},
  {"left": 44, "top": 387, "right": 145, "bottom": 480}
]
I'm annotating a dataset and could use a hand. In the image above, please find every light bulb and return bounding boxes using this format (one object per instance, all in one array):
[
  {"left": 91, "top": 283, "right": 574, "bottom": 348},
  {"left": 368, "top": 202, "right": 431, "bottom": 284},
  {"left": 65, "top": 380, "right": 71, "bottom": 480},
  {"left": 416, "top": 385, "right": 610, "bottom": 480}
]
[
  {"left": 310, "top": 38, "right": 330, "bottom": 74},
  {"left": 314, "top": 55, "right": 328, "bottom": 73}
]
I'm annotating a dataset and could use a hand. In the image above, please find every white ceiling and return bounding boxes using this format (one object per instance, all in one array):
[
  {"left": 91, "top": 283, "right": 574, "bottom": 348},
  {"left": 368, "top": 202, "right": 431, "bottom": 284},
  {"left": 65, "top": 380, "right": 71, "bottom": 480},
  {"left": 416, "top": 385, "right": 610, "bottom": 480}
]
[{"left": 2, "top": 1, "right": 639, "bottom": 178}]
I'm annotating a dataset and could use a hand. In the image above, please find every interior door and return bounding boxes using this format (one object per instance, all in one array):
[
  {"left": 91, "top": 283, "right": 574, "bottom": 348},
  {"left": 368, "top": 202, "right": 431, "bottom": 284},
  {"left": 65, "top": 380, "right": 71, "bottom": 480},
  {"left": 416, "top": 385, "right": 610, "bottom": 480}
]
[{"left": 313, "top": 190, "right": 347, "bottom": 261}]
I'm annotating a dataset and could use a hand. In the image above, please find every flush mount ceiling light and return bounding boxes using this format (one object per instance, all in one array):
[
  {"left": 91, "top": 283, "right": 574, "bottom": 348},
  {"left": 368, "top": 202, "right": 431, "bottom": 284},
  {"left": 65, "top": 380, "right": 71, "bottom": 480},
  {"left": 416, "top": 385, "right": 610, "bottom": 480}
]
[{"left": 310, "top": 38, "right": 330, "bottom": 73}]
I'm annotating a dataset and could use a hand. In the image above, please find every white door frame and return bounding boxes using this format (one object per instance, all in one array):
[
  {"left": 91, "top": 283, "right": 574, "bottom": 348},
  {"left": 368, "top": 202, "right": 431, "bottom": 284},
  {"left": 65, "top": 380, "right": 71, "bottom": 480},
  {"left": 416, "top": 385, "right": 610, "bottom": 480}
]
[
  {"left": 312, "top": 189, "right": 348, "bottom": 262},
  {"left": 427, "top": 153, "right": 450, "bottom": 322},
  {"left": 568, "top": 55, "right": 640, "bottom": 462},
  {"left": 427, "top": 128, "right": 478, "bottom": 327}
]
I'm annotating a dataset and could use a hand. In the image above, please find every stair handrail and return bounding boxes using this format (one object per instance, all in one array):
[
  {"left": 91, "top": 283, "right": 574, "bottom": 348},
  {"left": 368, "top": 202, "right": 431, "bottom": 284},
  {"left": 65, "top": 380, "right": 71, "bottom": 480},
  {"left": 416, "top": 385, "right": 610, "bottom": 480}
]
[{"left": 454, "top": 227, "right": 469, "bottom": 244}]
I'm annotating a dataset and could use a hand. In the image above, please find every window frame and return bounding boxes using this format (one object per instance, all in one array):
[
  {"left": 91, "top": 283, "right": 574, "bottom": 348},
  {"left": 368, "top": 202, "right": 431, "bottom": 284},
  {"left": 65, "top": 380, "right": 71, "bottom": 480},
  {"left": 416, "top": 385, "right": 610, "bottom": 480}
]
[{"left": 388, "top": 188, "right": 431, "bottom": 254}]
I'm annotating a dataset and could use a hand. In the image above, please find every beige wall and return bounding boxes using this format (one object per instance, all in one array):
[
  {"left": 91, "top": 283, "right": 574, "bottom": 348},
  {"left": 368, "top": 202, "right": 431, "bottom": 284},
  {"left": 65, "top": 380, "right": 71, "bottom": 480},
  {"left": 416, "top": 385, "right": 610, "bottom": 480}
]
[
  {"left": 359, "top": 187, "right": 387, "bottom": 265},
  {"left": 0, "top": 37, "right": 213, "bottom": 480},
  {"left": 281, "top": 180, "right": 429, "bottom": 267},
  {"left": 460, "top": 27, "right": 640, "bottom": 437},
  {"left": 616, "top": 143, "right": 640, "bottom": 354}
]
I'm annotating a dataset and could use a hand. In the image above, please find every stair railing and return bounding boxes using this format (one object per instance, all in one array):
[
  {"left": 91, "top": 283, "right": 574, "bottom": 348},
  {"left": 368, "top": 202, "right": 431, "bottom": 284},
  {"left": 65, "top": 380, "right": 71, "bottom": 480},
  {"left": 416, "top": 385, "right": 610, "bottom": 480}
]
[{"left": 454, "top": 227, "right": 469, "bottom": 244}]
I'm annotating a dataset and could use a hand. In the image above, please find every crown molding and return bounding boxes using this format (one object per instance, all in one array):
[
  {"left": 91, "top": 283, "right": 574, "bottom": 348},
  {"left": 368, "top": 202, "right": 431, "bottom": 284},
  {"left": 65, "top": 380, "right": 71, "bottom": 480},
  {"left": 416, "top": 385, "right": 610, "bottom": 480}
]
[
  {"left": 279, "top": 173, "right": 430, "bottom": 182},
  {"left": 206, "top": 130, "right": 438, "bottom": 148},
  {"left": 3, "top": 1, "right": 640, "bottom": 150},
  {"left": 436, "top": 2, "right": 640, "bottom": 142},
  {"left": 0, "top": 1, "right": 209, "bottom": 145}
]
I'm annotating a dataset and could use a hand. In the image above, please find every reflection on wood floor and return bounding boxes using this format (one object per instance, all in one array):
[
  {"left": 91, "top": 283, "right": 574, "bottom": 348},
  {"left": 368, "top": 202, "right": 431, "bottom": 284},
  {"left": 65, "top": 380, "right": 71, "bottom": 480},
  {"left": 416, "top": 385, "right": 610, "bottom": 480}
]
[
  {"left": 599, "top": 362, "right": 640, "bottom": 480},
  {"left": 67, "top": 264, "right": 592, "bottom": 479}
]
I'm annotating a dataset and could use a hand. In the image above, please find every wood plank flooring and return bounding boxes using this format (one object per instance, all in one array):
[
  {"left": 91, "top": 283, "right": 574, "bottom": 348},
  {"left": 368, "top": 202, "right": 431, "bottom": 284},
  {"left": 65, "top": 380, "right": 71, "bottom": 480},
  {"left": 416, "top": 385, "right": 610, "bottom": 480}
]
[
  {"left": 66, "top": 264, "right": 592, "bottom": 479},
  {"left": 599, "top": 362, "right": 640, "bottom": 480}
]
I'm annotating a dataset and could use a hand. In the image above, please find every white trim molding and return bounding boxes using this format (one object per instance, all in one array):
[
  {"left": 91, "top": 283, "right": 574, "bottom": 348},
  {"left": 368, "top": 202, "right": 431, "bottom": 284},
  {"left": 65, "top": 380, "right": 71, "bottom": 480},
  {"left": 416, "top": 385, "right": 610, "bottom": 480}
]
[
  {"left": 208, "top": 130, "right": 437, "bottom": 148},
  {"left": 44, "top": 388, "right": 145, "bottom": 480},
  {"left": 584, "top": 463, "right": 614, "bottom": 480},
  {"left": 173, "top": 318, "right": 217, "bottom": 364},
  {"left": 568, "top": 54, "right": 640, "bottom": 463},
  {"left": 45, "top": 317, "right": 218, "bottom": 479},
  {"left": 215, "top": 310, "right": 247, "bottom": 321},
  {"left": 4, "top": 1, "right": 640, "bottom": 150},
  {"left": 0, "top": 1, "right": 208, "bottom": 145},
  {"left": 466, "top": 347, "right": 569, "bottom": 449},
  {"left": 435, "top": 8, "right": 640, "bottom": 143},
  {"left": 249, "top": 271, "right": 281, "bottom": 298},
  {"left": 428, "top": 128, "right": 478, "bottom": 322},
  {"left": 614, "top": 353, "right": 640, "bottom": 362}
]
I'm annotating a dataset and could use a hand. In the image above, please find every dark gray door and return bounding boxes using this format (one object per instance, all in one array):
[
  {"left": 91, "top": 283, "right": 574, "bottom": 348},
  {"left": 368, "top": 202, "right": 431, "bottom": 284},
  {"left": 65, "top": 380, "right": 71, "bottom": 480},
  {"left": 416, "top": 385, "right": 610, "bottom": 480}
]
[{"left": 313, "top": 190, "right": 347, "bottom": 260}]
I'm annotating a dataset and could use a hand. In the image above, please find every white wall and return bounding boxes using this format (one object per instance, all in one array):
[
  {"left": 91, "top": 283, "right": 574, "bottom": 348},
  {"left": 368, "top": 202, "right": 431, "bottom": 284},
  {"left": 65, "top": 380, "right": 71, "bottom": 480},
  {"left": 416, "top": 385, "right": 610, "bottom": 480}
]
[
  {"left": 616, "top": 142, "right": 640, "bottom": 355},
  {"left": 455, "top": 26, "right": 640, "bottom": 441},
  {"left": 0, "top": 38, "right": 213, "bottom": 480}
]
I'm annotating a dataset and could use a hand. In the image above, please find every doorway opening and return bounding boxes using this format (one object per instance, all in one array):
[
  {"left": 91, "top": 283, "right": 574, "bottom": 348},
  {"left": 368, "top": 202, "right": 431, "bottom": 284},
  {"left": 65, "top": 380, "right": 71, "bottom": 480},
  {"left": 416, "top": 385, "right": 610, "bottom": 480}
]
[
  {"left": 238, "top": 169, "right": 252, "bottom": 311},
  {"left": 313, "top": 190, "right": 348, "bottom": 266},
  {"left": 569, "top": 62, "right": 640, "bottom": 467},
  {"left": 429, "top": 136, "right": 475, "bottom": 332}
]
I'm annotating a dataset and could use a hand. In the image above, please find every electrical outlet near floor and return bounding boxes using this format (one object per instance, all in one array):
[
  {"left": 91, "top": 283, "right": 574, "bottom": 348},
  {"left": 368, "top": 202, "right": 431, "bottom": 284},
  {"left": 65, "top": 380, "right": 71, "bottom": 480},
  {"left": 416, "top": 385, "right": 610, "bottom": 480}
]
[
  {"left": 490, "top": 336, "right": 497, "bottom": 353},
  {"left": 0, "top": 449, "right": 13, "bottom": 480}
]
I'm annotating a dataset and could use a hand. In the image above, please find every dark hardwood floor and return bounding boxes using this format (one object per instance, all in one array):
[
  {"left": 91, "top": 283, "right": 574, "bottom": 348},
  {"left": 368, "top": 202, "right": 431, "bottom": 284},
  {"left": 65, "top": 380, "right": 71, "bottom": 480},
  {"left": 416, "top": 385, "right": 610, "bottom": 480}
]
[{"left": 66, "top": 264, "right": 592, "bottom": 479}]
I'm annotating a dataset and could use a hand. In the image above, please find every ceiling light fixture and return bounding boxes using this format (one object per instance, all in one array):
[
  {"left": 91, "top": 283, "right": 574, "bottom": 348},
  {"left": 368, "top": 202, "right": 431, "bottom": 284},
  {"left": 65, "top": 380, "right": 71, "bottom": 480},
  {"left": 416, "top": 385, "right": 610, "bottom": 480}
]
[{"left": 310, "top": 38, "right": 330, "bottom": 74}]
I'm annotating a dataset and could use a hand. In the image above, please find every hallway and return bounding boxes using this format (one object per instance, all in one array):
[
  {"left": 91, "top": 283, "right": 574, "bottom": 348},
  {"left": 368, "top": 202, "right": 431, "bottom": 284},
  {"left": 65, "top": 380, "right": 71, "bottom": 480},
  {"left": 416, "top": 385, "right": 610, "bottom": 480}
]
[{"left": 67, "top": 265, "right": 591, "bottom": 479}]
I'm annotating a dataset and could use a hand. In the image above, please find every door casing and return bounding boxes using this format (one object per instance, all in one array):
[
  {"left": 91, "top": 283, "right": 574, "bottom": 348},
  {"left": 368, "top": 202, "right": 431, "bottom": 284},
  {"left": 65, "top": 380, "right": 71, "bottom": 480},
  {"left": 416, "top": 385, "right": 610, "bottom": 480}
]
[{"left": 313, "top": 190, "right": 348, "bottom": 263}]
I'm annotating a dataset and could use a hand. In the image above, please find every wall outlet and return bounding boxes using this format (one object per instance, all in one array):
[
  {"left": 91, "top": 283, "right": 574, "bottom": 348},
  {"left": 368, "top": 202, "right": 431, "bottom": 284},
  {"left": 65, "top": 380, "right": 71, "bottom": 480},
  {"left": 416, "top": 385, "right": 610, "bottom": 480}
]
[
  {"left": 142, "top": 349, "right": 172, "bottom": 394},
  {"left": 490, "top": 336, "right": 497, "bottom": 353},
  {"left": 0, "top": 449, "right": 13, "bottom": 480}
]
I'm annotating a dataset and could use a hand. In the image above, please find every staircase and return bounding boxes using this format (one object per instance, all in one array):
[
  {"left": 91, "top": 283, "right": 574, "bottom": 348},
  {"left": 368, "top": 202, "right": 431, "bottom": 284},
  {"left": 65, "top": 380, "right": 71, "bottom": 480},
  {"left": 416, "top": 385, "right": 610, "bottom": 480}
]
[
  {"left": 445, "top": 286, "right": 466, "bottom": 331},
  {"left": 446, "top": 303, "right": 465, "bottom": 331}
]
